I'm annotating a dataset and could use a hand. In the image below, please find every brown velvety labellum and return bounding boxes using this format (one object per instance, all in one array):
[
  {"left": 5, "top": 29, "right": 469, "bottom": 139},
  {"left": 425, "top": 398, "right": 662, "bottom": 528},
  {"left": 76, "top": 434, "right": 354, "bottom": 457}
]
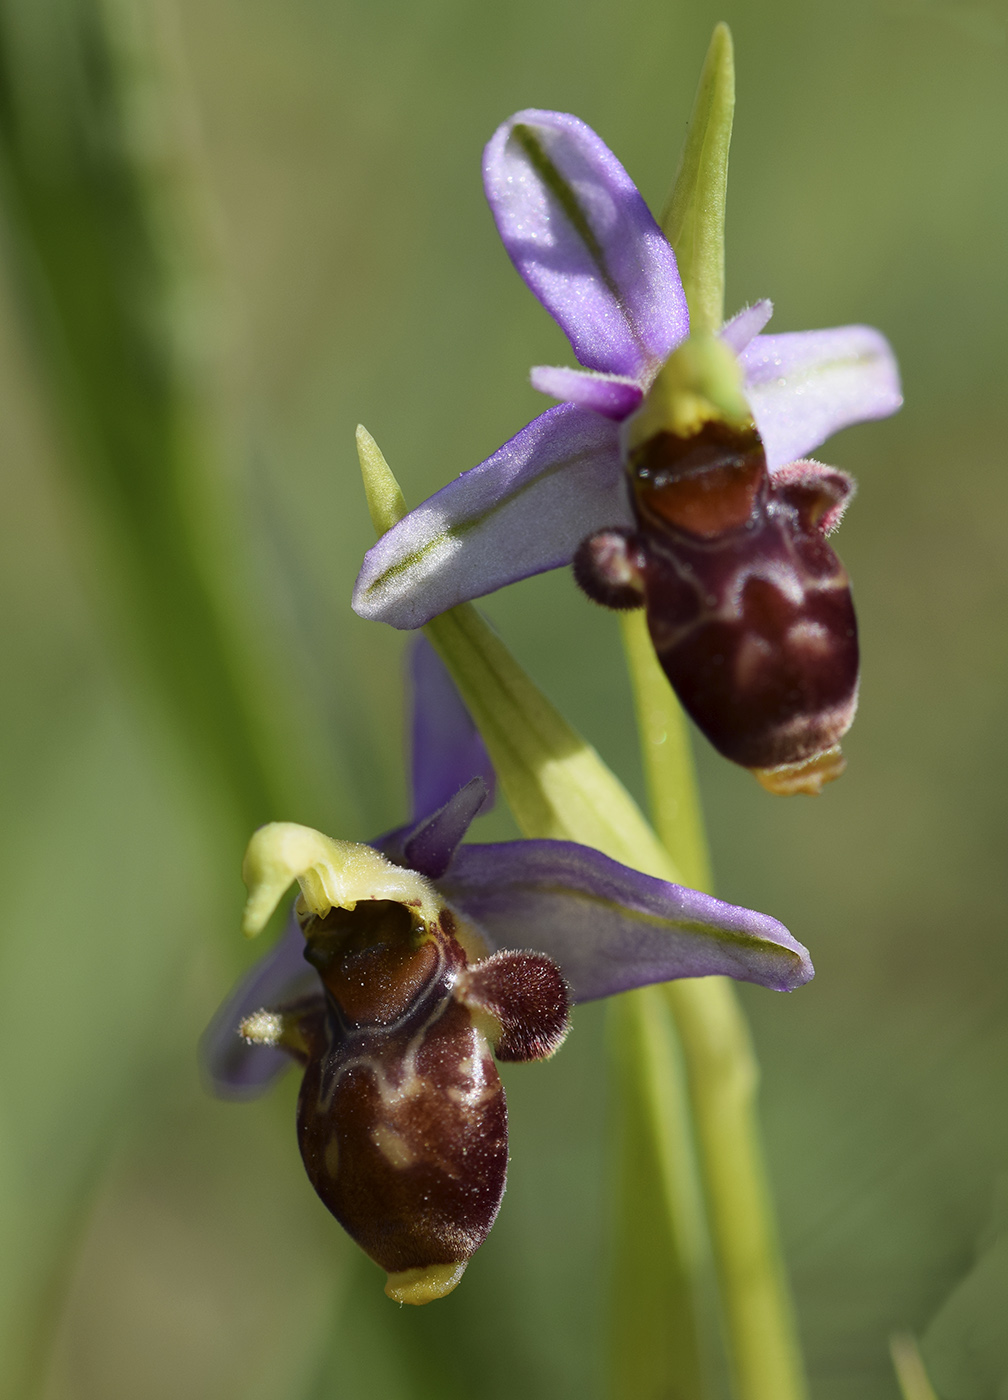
[
  {"left": 619, "top": 422, "right": 860, "bottom": 774},
  {"left": 297, "top": 994, "right": 507, "bottom": 1275},
  {"left": 281, "top": 899, "right": 570, "bottom": 1293}
]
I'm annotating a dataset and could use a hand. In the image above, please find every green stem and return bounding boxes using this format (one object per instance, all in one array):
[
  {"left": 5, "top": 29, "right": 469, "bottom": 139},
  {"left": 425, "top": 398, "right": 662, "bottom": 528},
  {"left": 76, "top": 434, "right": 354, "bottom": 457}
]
[
  {"left": 621, "top": 611, "right": 808, "bottom": 1400},
  {"left": 607, "top": 987, "right": 721, "bottom": 1400},
  {"left": 665, "top": 978, "right": 806, "bottom": 1400}
]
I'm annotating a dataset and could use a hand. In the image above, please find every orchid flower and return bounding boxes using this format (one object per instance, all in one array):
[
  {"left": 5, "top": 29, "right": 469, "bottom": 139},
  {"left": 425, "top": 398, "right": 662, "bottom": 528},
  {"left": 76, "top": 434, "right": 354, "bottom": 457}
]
[
  {"left": 352, "top": 111, "right": 902, "bottom": 793},
  {"left": 203, "top": 641, "right": 812, "bottom": 1305}
]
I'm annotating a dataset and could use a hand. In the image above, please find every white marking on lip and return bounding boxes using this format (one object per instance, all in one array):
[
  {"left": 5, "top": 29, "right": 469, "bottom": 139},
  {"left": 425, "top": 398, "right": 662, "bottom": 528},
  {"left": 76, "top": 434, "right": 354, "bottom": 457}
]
[
  {"left": 733, "top": 632, "right": 773, "bottom": 689},
  {"left": 785, "top": 619, "right": 831, "bottom": 654},
  {"left": 372, "top": 1124, "right": 415, "bottom": 1170}
]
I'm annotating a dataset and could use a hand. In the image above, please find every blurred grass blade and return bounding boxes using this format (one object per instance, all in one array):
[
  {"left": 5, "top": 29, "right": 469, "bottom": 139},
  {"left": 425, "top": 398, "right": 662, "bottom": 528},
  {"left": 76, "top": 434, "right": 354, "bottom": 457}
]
[
  {"left": 0, "top": 5, "right": 306, "bottom": 1396},
  {"left": 890, "top": 1334, "right": 941, "bottom": 1400},
  {"left": 358, "top": 423, "right": 718, "bottom": 1399},
  {"left": 659, "top": 22, "right": 734, "bottom": 336},
  {"left": 0, "top": 0, "right": 289, "bottom": 830},
  {"left": 918, "top": 1177, "right": 1008, "bottom": 1399}
]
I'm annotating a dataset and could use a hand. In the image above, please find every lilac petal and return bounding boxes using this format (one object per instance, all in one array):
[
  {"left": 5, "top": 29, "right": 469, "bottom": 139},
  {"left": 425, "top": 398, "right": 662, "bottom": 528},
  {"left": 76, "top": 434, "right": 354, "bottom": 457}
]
[
  {"left": 378, "top": 778, "right": 490, "bottom": 880},
  {"left": 352, "top": 405, "right": 629, "bottom": 629},
  {"left": 740, "top": 324, "right": 903, "bottom": 471},
  {"left": 439, "top": 841, "right": 813, "bottom": 1000},
  {"left": 408, "top": 637, "right": 495, "bottom": 821},
  {"left": 484, "top": 110, "right": 688, "bottom": 379},
  {"left": 720, "top": 299, "right": 774, "bottom": 354},
  {"left": 199, "top": 912, "right": 319, "bottom": 1099},
  {"left": 530, "top": 365, "right": 643, "bottom": 421}
]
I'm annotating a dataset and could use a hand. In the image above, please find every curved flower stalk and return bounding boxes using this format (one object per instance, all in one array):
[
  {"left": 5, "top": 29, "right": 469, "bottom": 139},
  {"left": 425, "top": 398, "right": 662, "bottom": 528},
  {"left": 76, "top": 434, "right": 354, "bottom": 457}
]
[
  {"left": 203, "top": 642, "right": 811, "bottom": 1305},
  {"left": 353, "top": 110, "right": 901, "bottom": 792}
]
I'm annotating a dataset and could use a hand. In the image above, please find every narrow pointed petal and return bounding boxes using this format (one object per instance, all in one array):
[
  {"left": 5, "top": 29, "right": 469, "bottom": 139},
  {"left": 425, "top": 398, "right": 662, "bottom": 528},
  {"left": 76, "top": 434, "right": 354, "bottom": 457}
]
[
  {"left": 530, "top": 365, "right": 643, "bottom": 420},
  {"left": 403, "top": 778, "right": 488, "bottom": 877},
  {"left": 200, "top": 913, "right": 319, "bottom": 1098},
  {"left": 740, "top": 324, "right": 902, "bottom": 471},
  {"left": 352, "top": 405, "right": 629, "bottom": 629},
  {"left": 484, "top": 110, "right": 688, "bottom": 379},
  {"left": 720, "top": 298, "right": 773, "bottom": 354},
  {"left": 379, "top": 778, "right": 490, "bottom": 880},
  {"left": 409, "top": 638, "right": 495, "bottom": 821},
  {"left": 439, "top": 841, "right": 812, "bottom": 999}
]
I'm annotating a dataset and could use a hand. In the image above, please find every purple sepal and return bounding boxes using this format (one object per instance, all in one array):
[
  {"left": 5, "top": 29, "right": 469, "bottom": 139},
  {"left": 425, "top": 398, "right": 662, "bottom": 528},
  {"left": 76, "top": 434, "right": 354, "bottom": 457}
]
[
  {"left": 530, "top": 365, "right": 644, "bottom": 420},
  {"left": 352, "top": 404, "right": 629, "bottom": 629},
  {"left": 721, "top": 299, "right": 774, "bottom": 354},
  {"left": 408, "top": 638, "right": 495, "bottom": 821},
  {"left": 379, "top": 778, "right": 490, "bottom": 881},
  {"left": 199, "top": 912, "right": 319, "bottom": 1099},
  {"left": 483, "top": 110, "right": 688, "bottom": 380},
  {"left": 740, "top": 324, "right": 903, "bottom": 471},
  {"left": 439, "top": 840, "right": 813, "bottom": 999}
]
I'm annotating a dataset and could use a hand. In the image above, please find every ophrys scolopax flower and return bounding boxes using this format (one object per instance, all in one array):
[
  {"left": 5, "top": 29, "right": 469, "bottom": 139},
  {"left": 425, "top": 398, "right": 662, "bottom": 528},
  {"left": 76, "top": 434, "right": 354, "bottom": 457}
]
[
  {"left": 352, "top": 112, "right": 902, "bottom": 793},
  {"left": 203, "top": 643, "right": 812, "bottom": 1303}
]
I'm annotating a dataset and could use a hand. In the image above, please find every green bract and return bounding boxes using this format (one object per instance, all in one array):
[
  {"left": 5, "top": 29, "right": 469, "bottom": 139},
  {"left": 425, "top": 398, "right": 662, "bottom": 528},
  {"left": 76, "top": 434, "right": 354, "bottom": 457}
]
[{"left": 660, "top": 22, "right": 735, "bottom": 336}]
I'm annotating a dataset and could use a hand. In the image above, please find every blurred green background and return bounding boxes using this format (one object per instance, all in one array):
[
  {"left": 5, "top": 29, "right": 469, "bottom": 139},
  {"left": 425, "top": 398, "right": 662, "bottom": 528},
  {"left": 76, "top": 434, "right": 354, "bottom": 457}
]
[{"left": 0, "top": 0, "right": 1005, "bottom": 1397}]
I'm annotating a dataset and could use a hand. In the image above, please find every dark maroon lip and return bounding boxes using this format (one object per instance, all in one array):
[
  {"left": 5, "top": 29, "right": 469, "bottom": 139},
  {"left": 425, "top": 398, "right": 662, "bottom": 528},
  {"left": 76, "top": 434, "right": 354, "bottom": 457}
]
[
  {"left": 576, "top": 422, "right": 860, "bottom": 774},
  {"left": 278, "top": 901, "right": 571, "bottom": 1279}
]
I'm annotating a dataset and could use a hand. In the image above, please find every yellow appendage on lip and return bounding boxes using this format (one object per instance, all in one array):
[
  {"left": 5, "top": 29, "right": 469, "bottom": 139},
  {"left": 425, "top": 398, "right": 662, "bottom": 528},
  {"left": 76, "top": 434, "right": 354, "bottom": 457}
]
[
  {"left": 384, "top": 1262, "right": 468, "bottom": 1306},
  {"left": 240, "top": 822, "right": 442, "bottom": 938},
  {"left": 751, "top": 744, "right": 846, "bottom": 796}
]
